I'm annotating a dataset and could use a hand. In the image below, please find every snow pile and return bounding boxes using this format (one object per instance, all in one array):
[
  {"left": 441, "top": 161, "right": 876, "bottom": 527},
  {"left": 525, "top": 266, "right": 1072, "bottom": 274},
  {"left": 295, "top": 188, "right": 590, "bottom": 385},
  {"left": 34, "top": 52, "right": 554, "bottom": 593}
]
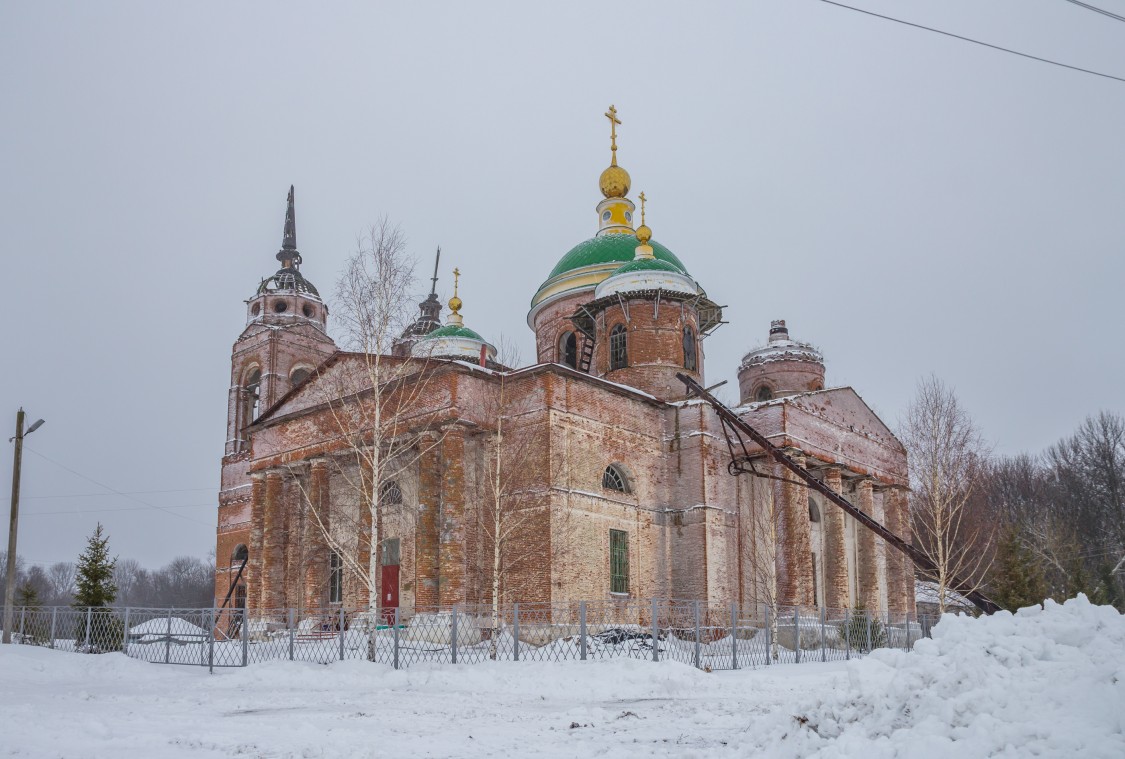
[
  {"left": 757, "top": 595, "right": 1125, "bottom": 758},
  {"left": 128, "top": 617, "right": 208, "bottom": 640}
]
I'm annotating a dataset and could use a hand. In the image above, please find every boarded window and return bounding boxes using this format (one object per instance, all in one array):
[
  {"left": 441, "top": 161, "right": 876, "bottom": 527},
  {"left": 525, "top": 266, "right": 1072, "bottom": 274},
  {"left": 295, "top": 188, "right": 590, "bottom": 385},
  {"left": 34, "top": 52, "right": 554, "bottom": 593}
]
[
  {"left": 329, "top": 551, "right": 343, "bottom": 604},
  {"left": 290, "top": 367, "right": 310, "bottom": 385},
  {"left": 610, "top": 530, "right": 629, "bottom": 594},
  {"left": 381, "top": 538, "right": 401, "bottom": 566},
  {"left": 609, "top": 325, "right": 628, "bottom": 370},
  {"left": 755, "top": 385, "right": 772, "bottom": 402},
  {"left": 683, "top": 326, "right": 697, "bottom": 372}
]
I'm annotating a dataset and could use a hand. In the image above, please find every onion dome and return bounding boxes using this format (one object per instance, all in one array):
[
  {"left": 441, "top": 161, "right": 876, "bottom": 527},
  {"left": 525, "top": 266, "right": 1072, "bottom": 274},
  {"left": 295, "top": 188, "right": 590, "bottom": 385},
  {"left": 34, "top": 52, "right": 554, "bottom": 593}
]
[
  {"left": 411, "top": 268, "right": 497, "bottom": 363},
  {"left": 594, "top": 194, "right": 700, "bottom": 299},
  {"left": 257, "top": 186, "right": 321, "bottom": 297}
]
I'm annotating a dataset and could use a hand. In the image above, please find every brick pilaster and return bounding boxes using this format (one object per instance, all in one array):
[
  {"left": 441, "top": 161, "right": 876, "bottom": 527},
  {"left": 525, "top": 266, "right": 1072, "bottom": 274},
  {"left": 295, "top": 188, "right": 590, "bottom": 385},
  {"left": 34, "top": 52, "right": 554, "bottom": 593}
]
[
  {"left": 246, "top": 473, "right": 265, "bottom": 612},
  {"left": 304, "top": 459, "right": 330, "bottom": 611},
  {"left": 439, "top": 427, "right": 467, "bottom": 607},
  {"left": 856, "top": 479, "right": 879, "bottom": 610},
  {"left": 884, "top": 487, "right": 905, "bottom": 614},
  {"left": 822, "top": 467, "right": 850, "bottom": 610},
  {"left": 415, "top": 433, "right": 441, "bottom": 609},
  {"left": 262, "top": 470, "right": 285, "bottom": 612},
  {"left": 777, "top": 452, "right": 814, "bottom": 608}
]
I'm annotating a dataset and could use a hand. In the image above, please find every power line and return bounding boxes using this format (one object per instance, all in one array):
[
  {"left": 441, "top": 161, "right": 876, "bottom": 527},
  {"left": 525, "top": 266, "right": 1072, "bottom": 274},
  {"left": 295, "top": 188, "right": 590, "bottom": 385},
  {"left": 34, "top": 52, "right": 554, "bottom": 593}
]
[
  {"left": 22, "top": 447, "right": 211, "bottom": 527},
  {"left": 22, "top": 503, "right": 215, "bottom": 517},
  {"left": 1062, "top": 0, "right": 1125, "bottom": 23},
  {"left": 816, "top": 0, "right": 1125, "bottom": 84},
  {"left": 24, "top": 488, "right": 216, "bottom": 500}
]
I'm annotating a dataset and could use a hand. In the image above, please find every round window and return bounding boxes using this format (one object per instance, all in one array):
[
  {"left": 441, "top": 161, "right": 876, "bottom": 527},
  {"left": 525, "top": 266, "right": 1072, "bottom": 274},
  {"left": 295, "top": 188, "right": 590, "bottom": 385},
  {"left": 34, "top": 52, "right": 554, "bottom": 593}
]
[
  {"left": 274, "top": 301, "right": 288, "bottom": 313},
  {"left": 625, "top": 212, "right": 632, "bottom": 222},
  {"left": 302, "top": 304, "right": 313, "bottom": 317},
  {"left": 602, "top": 211, "right": 611, "bottom": 221},
  {"left": 250, "top": 303, "right": 261, "bottom": 316}
]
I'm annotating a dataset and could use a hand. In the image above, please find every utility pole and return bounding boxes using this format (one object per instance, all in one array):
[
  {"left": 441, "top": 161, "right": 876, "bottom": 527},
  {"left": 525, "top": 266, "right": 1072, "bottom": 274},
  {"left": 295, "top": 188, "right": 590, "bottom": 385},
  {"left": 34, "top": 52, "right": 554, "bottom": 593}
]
[{"left": 4, "top": 409, "right": 44, "bottom": 644}]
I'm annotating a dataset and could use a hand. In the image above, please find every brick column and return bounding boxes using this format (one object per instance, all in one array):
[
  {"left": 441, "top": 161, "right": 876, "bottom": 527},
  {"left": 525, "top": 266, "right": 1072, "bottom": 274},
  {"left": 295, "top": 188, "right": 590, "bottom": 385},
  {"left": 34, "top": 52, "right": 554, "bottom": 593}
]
[
  {"left": 246, "top": 474, "right": 266, "bottom": 612},
  {"left": 856, "top": 479, "right": 880, "bottom": 610},
  {"left": 304, "top": 460, "right": 330, "bottom": 611},
  {"left": 898, "top": 489, "right": 917, "bottom": 614},
  {"left": 415, "top": 433, "right": 441, "bottom": 609},
  {"left": 438, "top": 427, "right": 467, "bottom": 607},
  {"left": 883, "top": 486, "right": 905, "bottom": 614},
  {"left": 822, "top": 467, "right": 849, "bottom": 610},
  {"left": 776, "top": 452, "right": 814, "bottom": 608},
  {"left": 262, "top": 470, "right": 285, "bottom": 612}
]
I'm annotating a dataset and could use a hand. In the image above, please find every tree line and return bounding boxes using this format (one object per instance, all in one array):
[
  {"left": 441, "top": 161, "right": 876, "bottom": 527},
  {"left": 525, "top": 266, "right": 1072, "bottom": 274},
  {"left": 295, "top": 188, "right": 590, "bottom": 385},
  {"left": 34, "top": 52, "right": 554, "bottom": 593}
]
[
  {"left": 2, "top": 525, "right": 214, "bottom": 610},
  {"left": 900, "top": 376, "right": 1124, "bottom": 613}
]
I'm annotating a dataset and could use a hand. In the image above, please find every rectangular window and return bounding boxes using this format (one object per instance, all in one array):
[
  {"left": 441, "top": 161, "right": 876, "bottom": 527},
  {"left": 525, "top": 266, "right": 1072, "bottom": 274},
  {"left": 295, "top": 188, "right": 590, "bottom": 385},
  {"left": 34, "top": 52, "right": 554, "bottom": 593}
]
[
  {"left": 610, "top": 529, "right": 629, "bottom": 594},
  {"left": 329, "top": 551, "right": 343, "bottom": 604}
]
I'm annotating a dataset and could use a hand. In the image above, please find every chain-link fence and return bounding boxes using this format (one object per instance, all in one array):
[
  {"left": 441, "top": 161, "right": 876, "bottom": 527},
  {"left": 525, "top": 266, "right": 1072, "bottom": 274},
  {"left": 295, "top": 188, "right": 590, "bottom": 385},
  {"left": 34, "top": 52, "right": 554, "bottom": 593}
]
[{"left": 1, "top": 601, "right": 937, "bottom": 672}]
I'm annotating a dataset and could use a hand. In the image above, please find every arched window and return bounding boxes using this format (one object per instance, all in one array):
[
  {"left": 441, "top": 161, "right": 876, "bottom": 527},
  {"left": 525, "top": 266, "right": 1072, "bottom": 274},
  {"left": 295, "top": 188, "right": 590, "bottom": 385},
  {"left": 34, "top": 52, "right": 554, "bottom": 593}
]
[
  {"left": 559, "top": 331, "right": 578, "bottom": 369},
  {"left": 240, "top": 368, "right": 262, "bottom": 442},
  {"left": 602, "top": 464, "right": 630, "bottom": 494},
  {"left": 808, "top": 499, "right": 821, "bottom": 523},
  {"left": 683, "top": 326, "right": 697, "bottom": 372},
  {"left": 609, "top": 325, "right": 628, "bottom": 370},
  {"left": 290, "top": 366, "right": 311, "bottom": 386},
  {"left": 755, "top": 385, "right": 772, "bottom": 403},
  {"left": 329, "top": 551, "right": 343, "bottom": 604},
  {"left": 380, "top": 480, "right": 403, "bottom": 506},
  {"left": 231, "top": 544, "right": 249, "bottom": 566}
]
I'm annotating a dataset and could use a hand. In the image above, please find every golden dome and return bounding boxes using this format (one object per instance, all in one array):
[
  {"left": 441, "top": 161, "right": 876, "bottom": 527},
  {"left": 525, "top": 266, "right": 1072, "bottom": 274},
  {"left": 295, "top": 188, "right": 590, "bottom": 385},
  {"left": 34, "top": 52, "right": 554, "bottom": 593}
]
[
  {"left": 635, "top": 224, "right": 652, "bottom": 244},
  {"left": 449, "top": 295, "right": 462, "bottom": 313},
  {"left": 599, "top": 165, "right": 631, "bottom": 199}
]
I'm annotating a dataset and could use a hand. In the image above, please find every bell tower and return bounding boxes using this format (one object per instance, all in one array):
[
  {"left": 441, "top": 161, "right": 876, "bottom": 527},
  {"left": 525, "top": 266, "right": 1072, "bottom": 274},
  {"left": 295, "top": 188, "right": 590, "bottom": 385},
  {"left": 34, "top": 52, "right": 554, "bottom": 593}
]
[{"left": 215, "top": 186, "right": 338, "bottom": 605}]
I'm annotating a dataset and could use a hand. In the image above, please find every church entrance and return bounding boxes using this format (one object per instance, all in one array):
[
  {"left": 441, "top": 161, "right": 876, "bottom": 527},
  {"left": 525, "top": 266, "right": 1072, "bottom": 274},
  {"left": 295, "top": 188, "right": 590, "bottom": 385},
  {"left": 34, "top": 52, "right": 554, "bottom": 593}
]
[{"left": 381, "top": 538, "right": 401, "bottom": 625}]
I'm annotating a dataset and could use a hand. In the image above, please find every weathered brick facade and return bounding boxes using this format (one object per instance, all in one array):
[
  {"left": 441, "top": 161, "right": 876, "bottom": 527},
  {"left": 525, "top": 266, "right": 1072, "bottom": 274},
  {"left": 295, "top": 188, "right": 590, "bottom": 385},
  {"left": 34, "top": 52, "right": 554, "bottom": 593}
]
[{"left": 216, "top": 185, "right": 915, "bottom": 619}]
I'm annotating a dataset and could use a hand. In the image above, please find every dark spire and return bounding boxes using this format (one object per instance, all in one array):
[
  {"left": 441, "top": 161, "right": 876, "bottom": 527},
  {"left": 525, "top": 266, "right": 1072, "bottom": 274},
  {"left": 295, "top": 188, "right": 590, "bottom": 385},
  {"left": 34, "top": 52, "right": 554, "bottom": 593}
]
[
  {"left": 277, "top": 185, "right": 300, "bottom": 265},
  {"left": 430, "top": 246, "right": 441, "bottom": 295}
]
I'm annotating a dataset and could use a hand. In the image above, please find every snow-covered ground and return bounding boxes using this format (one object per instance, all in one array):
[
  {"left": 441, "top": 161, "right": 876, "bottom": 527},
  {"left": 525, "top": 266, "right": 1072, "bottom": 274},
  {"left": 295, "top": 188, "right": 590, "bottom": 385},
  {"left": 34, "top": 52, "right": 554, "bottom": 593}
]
[{"left": 1, "top": 596, "right": 1122, "bottom": 758}]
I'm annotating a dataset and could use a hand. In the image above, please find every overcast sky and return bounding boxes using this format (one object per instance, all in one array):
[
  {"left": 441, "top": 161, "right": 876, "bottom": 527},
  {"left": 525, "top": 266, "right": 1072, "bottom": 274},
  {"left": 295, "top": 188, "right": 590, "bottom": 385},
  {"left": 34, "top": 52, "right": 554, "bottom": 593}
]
[{"left": 2, "top": 1, "right": 1123, "bottom": 571}]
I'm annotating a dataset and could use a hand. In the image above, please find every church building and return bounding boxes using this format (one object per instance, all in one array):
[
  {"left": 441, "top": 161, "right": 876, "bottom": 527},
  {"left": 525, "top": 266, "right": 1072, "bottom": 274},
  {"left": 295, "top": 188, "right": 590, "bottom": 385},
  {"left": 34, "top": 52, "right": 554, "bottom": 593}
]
[{"left": 215, "top": 109, "right": 915, "bottom": 619}]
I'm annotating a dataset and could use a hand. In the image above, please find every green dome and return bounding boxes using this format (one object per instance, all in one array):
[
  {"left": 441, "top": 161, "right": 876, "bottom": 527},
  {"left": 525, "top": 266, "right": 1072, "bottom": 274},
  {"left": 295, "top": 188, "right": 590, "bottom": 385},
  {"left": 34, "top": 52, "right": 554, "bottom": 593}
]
[
  {"left": 610, "top": 258, "right": 686, "bottom": 276},
  {"left": 547, "top": 235, "right": 688, "bottom": 279},
  {"left": 425, "top": 324, "right": 486, "bottom": 341}
]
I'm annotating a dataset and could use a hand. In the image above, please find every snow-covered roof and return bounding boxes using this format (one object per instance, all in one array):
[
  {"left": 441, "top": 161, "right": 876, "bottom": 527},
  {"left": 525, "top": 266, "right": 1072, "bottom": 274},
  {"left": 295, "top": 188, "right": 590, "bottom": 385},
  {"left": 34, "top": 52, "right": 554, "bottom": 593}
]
[{"left": 915, "top": 580, "right": 974, "bottom": 609}]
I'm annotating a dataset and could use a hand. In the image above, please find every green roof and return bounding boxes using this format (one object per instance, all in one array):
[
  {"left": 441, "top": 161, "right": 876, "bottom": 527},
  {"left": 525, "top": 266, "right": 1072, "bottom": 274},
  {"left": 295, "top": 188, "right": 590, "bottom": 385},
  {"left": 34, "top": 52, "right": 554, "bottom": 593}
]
[
  {"left": 547, "top": 235, "right": 687, "bottom": 279},
  {"left": 425, "top": 324, "right": 486, "bottom": 341},
  {"left": 610, "top": 258, "right": 686, "bottom": 276}
]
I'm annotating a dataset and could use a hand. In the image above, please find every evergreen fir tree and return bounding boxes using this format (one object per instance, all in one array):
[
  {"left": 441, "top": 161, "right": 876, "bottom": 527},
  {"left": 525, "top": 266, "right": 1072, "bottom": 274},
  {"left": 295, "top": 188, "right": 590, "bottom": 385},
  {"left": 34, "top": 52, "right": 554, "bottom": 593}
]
[
  {"left": 990, "top": 526, "right": 1047, "bottom": 611},
  {"left": 15, "top": 581, "right": 40, "bottom": 608},
  {"left": 73, "top": 523, "right": 117, "bottom": 608}
]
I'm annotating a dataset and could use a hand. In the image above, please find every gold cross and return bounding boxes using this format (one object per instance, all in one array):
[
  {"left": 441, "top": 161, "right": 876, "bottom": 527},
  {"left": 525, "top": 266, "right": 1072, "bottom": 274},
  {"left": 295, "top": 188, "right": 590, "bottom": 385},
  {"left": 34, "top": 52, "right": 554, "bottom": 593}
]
[
  {"left": 639, "top": 191, "right": 647, "bottom": 225},
  {"left": 605, "top": 105, "right": 621, "bottom": 165},
  {"left": 453, "top": 267, "right": 460, "bottom": 297}
]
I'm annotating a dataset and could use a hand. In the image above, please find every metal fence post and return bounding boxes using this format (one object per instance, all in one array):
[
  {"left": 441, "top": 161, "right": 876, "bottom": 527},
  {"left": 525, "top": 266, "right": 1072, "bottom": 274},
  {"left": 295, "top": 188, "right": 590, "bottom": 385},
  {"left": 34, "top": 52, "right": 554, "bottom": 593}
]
[
  {"left": 730, "top": 601, "right": 738, "bottom": 671},
  {"left": 579, "top": 601, "right": 587, "bottom": 661},
  {"left": 164, "top": 611, "right": 172, "bottom": 663},
  {"left": 905, "top": 610, "right": 912, "bottom": 651},
  {"left": 122, "top": 607, "right": 130, "bottom": 655},
  {"left": 19, "top": 607, "right": 26, "bottom": 640},
  {"left": 820, "top": 606, "right": 827, "bottom": 663},
  {"left": 392, "top": 606, "right": 400, "bottom": 670},
  {"left": 764, "top": 606, "right": 771, "bottom": 666},
  {"left": 49, "top": 607, "right": 57, "bottom": 650},
  {"left": 338, "top": 607, "right": 346, "bottom": 661},
  {"left": 693, "top": 601, "right": 702, "bottom": 670},
  {"left": 845, "top": 608, "right": 851, "bottom": 660},
  {"left": 794, "top": 607, "right": 801, "bottom": 664},
  {"left": 241, "top": 609, "right": 249, "bottom": 667},
  {"left": 288, "top": 608, "right": 295, "bottom": 661},
  {"left": 451, "top": 605, "right": 459, "bottom": 665},
  {"left": 207, "top": 609, "right": 215, "bottom": 674},
  {"left": 651, "top": 598, "right": 659, "bottom": 663},
  {"left": 864, "top": 609, "right": 872, "bottom": 654},
  {"left": 85, "top": 607, "right": 93, "bottom": 652},
  {"left": 512, "top": 603, "right": 520, "bottom": 662}
]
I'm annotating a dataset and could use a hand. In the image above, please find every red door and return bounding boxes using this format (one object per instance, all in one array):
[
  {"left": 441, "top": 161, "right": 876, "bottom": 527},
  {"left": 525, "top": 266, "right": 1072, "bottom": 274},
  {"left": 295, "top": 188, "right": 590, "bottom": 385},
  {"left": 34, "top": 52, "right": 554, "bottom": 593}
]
[{"left": 380, "top": 564, "right": 400, "bottom": 625}]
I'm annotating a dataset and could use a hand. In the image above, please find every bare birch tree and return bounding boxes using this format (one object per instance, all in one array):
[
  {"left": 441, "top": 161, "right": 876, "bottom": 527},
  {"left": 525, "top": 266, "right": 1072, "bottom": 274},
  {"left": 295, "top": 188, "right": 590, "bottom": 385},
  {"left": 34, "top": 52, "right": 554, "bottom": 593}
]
[
  {"left": 900, "top": 375, "right": 994, "bottom": 614},
  {"left": 295, "top": 219, "right": 447, "bottom": 613},
  {"left": 745, "top": 463, "right": 782, "bottom": 660}
]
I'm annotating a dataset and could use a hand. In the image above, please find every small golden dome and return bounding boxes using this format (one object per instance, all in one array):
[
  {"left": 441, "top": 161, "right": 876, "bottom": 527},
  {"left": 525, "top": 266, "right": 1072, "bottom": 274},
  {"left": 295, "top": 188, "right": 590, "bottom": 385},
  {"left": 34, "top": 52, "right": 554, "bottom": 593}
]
[
  {"left": 635, "top": 224, "right": 652, "bottom": 244},
  {"left": 599, "top": 165, "right": 631, "bottom": 198},
  {"left": 448, "top": 295, "right": 462, "bottom": 313}
]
